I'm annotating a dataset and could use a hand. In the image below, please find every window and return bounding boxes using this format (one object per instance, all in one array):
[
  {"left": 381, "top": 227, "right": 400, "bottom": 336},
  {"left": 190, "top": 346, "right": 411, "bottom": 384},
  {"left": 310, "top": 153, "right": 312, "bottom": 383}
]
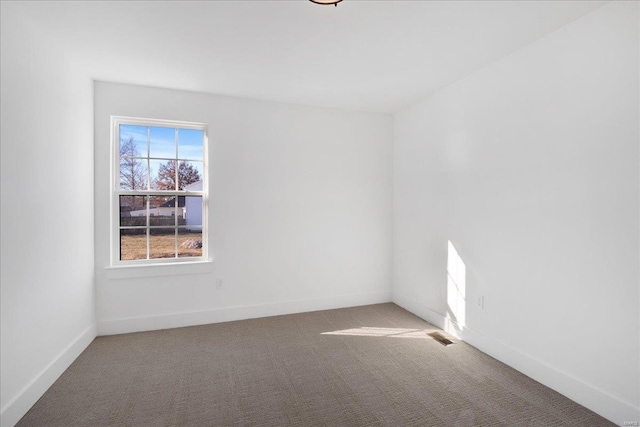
[{"left": 112, "top": 117, "right": 208, "bottom": 265}]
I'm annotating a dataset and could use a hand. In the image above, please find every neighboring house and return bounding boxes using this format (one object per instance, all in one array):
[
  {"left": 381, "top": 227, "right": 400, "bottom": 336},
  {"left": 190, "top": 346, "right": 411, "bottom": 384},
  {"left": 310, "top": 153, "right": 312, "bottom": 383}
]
[
  {"left": 128, "top": 197, "right": 186, "bottom": 218},
  {"left": 184, "top": 180, "right": 203, "bottom": 231}
]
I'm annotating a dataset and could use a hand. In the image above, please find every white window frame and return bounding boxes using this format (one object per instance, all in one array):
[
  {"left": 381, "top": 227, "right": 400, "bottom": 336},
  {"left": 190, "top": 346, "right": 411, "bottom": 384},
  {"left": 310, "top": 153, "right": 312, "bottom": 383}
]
[{"left": 111, "top": 116, "right": 209, "bottom": 266}]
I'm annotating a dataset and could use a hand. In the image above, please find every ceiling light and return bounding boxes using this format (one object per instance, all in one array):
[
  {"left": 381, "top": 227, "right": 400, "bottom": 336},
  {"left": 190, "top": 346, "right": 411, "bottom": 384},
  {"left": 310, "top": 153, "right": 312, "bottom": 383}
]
[{"left": 309, "top": 0, "right": 342, "bottom": 6}]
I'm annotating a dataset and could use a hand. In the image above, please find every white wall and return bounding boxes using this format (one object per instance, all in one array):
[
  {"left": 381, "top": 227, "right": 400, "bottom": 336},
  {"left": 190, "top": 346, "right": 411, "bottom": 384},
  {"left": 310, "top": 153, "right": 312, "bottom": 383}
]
[
  {"left": 0, "top": 5, "right": 96, "bottom": 426},
  {"left": 95, "top": 82, "right": 393, "bottom": 334},
  {"left": 393, "top": 2, "right": 639, "bottom": 425}
]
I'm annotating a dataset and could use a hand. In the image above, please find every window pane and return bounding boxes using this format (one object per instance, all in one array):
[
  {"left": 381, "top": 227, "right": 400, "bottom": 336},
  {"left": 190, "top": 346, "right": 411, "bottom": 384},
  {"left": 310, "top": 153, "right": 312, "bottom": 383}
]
[
  {"left": 149, "top": 228, "right": 176, "bottom": 259},
  {"left": 178, "top": 129, "right": 204, "bottom": 160},
  {"left": 120, "top": 125, "right": 147, "bottom": 158},
  {"left": 119, "top": 195, "right": 147, "bottom": 227},
  {"left": 178, "top": 161, "right": 203, "bottom": 190},
  {"left": 120, "top": 228, "right": 147, "bottom": 261},
  {"left": 119, "top": 157, "right": 148, "bottom": 190},
  {"left": 184, "top": 196, "right": 202, "bottom": 230},
  {"left": 150, "top": 159, "right": 176, "bottom": 190},
  {"left": 149, "top": 195, "right": 179, "bottom": 226},
  {"left": 178, "top": 229, "right": 202, "bottom": 258},
  {"left": 149, "top": 126, "right": 175, "bottom": 159}
]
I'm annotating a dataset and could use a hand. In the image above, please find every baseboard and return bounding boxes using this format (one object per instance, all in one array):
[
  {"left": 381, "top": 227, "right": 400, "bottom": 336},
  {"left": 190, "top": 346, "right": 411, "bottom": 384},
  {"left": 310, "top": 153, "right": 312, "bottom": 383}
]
[
  {"left": 0, "top": 324, "right": 97, "bottom": 427},
  {"left": 392, "top": 291, "right": 640, "bottom": 427},
  {"left": 98, "top": 290, "right": 392, "bottom": 336}
]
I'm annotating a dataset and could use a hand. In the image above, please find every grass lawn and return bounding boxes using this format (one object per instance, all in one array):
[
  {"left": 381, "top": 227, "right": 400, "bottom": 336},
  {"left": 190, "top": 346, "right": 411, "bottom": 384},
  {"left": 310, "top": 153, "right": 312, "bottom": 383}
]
[{"left": 121, "top": 231, "right": 202, "bottom": 260}]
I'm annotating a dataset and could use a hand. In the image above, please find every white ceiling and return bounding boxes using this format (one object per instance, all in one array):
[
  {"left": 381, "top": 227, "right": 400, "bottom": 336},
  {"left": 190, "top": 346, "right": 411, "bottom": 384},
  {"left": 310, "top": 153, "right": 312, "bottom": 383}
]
[{"left": 11, "top": 0, "right": 606, "bottom": 113}]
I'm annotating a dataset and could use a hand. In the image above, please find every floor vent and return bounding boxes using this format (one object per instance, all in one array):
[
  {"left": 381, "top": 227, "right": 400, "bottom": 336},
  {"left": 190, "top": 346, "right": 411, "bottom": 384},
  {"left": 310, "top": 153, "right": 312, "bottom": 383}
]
[{"left": 428, "top": 332, "right": 454, "bottom": 346}]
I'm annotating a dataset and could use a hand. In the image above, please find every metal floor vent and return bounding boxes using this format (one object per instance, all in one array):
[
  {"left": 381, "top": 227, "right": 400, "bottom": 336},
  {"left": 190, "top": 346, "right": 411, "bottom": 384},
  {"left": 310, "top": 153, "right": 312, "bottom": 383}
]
[{"left": 428, "top": 331, "right": 454, "bottom": 346}]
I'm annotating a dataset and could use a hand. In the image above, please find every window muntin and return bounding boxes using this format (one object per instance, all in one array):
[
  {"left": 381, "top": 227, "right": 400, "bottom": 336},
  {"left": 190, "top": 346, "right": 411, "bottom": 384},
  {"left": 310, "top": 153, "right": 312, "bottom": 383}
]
[{"left": 113, "top": 117, "right": 207, "bottom": 265}]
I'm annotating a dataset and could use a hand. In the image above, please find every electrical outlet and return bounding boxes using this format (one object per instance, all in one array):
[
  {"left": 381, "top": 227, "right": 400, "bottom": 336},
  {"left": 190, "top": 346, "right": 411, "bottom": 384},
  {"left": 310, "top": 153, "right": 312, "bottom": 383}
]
[
  {"left": 216, "top": 278, "right": 223, "bottom": 289},
  {"left": 477, "top": 296, "right": 484, "bottom": 309}
]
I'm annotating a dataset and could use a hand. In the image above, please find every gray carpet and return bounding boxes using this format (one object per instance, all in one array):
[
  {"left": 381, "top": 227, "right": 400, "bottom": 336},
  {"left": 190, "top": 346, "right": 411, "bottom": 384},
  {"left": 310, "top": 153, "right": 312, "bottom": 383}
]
[{"left": 18, "top": 303, "right": 613, "bottom": 426}]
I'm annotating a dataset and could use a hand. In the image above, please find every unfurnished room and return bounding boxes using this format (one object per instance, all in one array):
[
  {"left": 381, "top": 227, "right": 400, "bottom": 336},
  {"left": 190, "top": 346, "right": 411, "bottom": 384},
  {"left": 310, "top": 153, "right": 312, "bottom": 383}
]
[{"left": 1, "top": 1, "right": 639, "bottom": 426}]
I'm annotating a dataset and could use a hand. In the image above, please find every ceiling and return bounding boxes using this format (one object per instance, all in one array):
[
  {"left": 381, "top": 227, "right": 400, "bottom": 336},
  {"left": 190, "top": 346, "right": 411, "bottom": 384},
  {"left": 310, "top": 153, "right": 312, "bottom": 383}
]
[{"left": 9, "top": 0, "right": 606, "bottom": 113}]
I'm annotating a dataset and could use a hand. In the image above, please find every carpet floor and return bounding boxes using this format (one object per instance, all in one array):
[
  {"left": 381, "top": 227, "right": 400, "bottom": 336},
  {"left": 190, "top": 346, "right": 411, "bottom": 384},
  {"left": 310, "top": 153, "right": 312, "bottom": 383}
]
[{"left": 17, "top": 303, "right": 613, "bottom": 426}]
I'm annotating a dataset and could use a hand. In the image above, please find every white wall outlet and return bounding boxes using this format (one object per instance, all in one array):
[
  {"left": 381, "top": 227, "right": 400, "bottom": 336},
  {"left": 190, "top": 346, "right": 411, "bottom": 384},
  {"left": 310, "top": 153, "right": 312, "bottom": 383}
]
[
  {"left": 477, "top": 296, "right": 484, "bottom": 309},
  {"left": 216, "top": 278, "right": 223, "bottom": 289}
]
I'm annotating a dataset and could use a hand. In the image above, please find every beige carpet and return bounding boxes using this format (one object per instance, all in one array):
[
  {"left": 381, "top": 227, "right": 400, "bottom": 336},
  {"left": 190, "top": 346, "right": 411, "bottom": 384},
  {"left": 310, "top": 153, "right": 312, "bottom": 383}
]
[{"left": 18, "top": 303, "right": 613, "bottom": 426}]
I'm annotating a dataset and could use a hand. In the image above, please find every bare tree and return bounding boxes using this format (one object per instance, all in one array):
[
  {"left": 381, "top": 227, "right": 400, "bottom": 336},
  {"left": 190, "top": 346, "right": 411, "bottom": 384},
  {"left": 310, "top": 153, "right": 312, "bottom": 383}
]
[
  {"left": 154, "top": 160, "right": 200, "bottom": 190},
  {"left": 119, "top": 137, "right": 147, "bottom": 212},
  {"left": 119, "top": 136, "right": 147, "bottom": 191}
]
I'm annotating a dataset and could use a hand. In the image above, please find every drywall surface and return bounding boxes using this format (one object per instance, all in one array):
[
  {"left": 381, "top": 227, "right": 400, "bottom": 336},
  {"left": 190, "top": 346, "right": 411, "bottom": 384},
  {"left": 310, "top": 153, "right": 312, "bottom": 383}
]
[
  {"left": 392, "top": 2, "right": 639, "bottom": 424},
  {"left": 95, "top": 82, "right": 393, "bottom": 333},
  {"left": 0, "top": 5, "right": 96, "bottom": 426}
]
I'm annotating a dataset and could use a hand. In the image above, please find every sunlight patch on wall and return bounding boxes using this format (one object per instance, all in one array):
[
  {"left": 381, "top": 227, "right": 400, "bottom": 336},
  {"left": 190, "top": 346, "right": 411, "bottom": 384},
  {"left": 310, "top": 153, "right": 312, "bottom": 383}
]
[{"left": 447, "top": 240, "right": 466, "bottom": 329}]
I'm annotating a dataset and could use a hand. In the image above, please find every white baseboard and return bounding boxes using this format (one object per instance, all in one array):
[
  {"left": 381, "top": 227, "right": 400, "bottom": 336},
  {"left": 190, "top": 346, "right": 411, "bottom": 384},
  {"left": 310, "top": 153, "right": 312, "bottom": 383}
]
[
  {"left": 98, "top": 290, "right": 392, "bottom": 336},
  {"left": 0, "top": 324, "right": 97, "bottom": 427},
  {"left": 392, "top": 291, "right": 639, "bottom": 427}
]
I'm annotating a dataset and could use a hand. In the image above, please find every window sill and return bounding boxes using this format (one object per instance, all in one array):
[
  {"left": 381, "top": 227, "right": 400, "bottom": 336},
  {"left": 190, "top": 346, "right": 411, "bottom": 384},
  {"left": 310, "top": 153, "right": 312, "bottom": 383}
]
[{"left": 104, "top": 259, "right": 214, "bottom": 280}]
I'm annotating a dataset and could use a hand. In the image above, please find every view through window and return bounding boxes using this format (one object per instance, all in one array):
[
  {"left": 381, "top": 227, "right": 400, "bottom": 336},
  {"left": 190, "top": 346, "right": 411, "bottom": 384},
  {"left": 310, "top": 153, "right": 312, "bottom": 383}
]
[{"left": 113, "top": 117, "right": 207, "bottom": 263}]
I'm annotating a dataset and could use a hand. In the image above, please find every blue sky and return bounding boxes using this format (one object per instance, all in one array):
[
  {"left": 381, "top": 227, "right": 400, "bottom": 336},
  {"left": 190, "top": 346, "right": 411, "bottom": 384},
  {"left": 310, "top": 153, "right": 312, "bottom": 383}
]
[
  {"left": 120, "top": 125, "right": 204, "bottom": 188},
  {"left": 120, "top": 125, "right": 204, "bottom": 160}
]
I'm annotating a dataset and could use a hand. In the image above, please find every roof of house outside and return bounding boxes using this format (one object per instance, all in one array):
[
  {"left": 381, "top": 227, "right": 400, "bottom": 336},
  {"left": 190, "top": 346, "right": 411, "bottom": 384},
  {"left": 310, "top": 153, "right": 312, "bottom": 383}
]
[{"left": 160, "top": 196, "right": 185, "bottom": 208}]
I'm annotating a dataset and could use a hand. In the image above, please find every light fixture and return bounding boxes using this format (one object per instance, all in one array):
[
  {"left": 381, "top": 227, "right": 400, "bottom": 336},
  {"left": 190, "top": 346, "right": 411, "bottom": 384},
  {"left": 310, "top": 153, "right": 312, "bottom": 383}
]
[{"left": 309, "top": 0, "right": 342, "bottom": 6}]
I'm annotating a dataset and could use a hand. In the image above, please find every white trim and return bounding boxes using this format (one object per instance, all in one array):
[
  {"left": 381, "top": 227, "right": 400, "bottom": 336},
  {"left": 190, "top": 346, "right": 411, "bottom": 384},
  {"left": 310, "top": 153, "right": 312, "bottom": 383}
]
[
  {"left": 97, "top": 290, "right": 392, "bottom": 336},
  {"left": 392, "top": 291, "right": 640, "bottom": 426},
  {"left": 102, "top": 259, "right": 214, "bottom": 280},
  {"left": 112, "top": 116, "right": 207, "bottom": 130},
  {"left": 0, "top": 325, "right": 97, "bottom": 427}
]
